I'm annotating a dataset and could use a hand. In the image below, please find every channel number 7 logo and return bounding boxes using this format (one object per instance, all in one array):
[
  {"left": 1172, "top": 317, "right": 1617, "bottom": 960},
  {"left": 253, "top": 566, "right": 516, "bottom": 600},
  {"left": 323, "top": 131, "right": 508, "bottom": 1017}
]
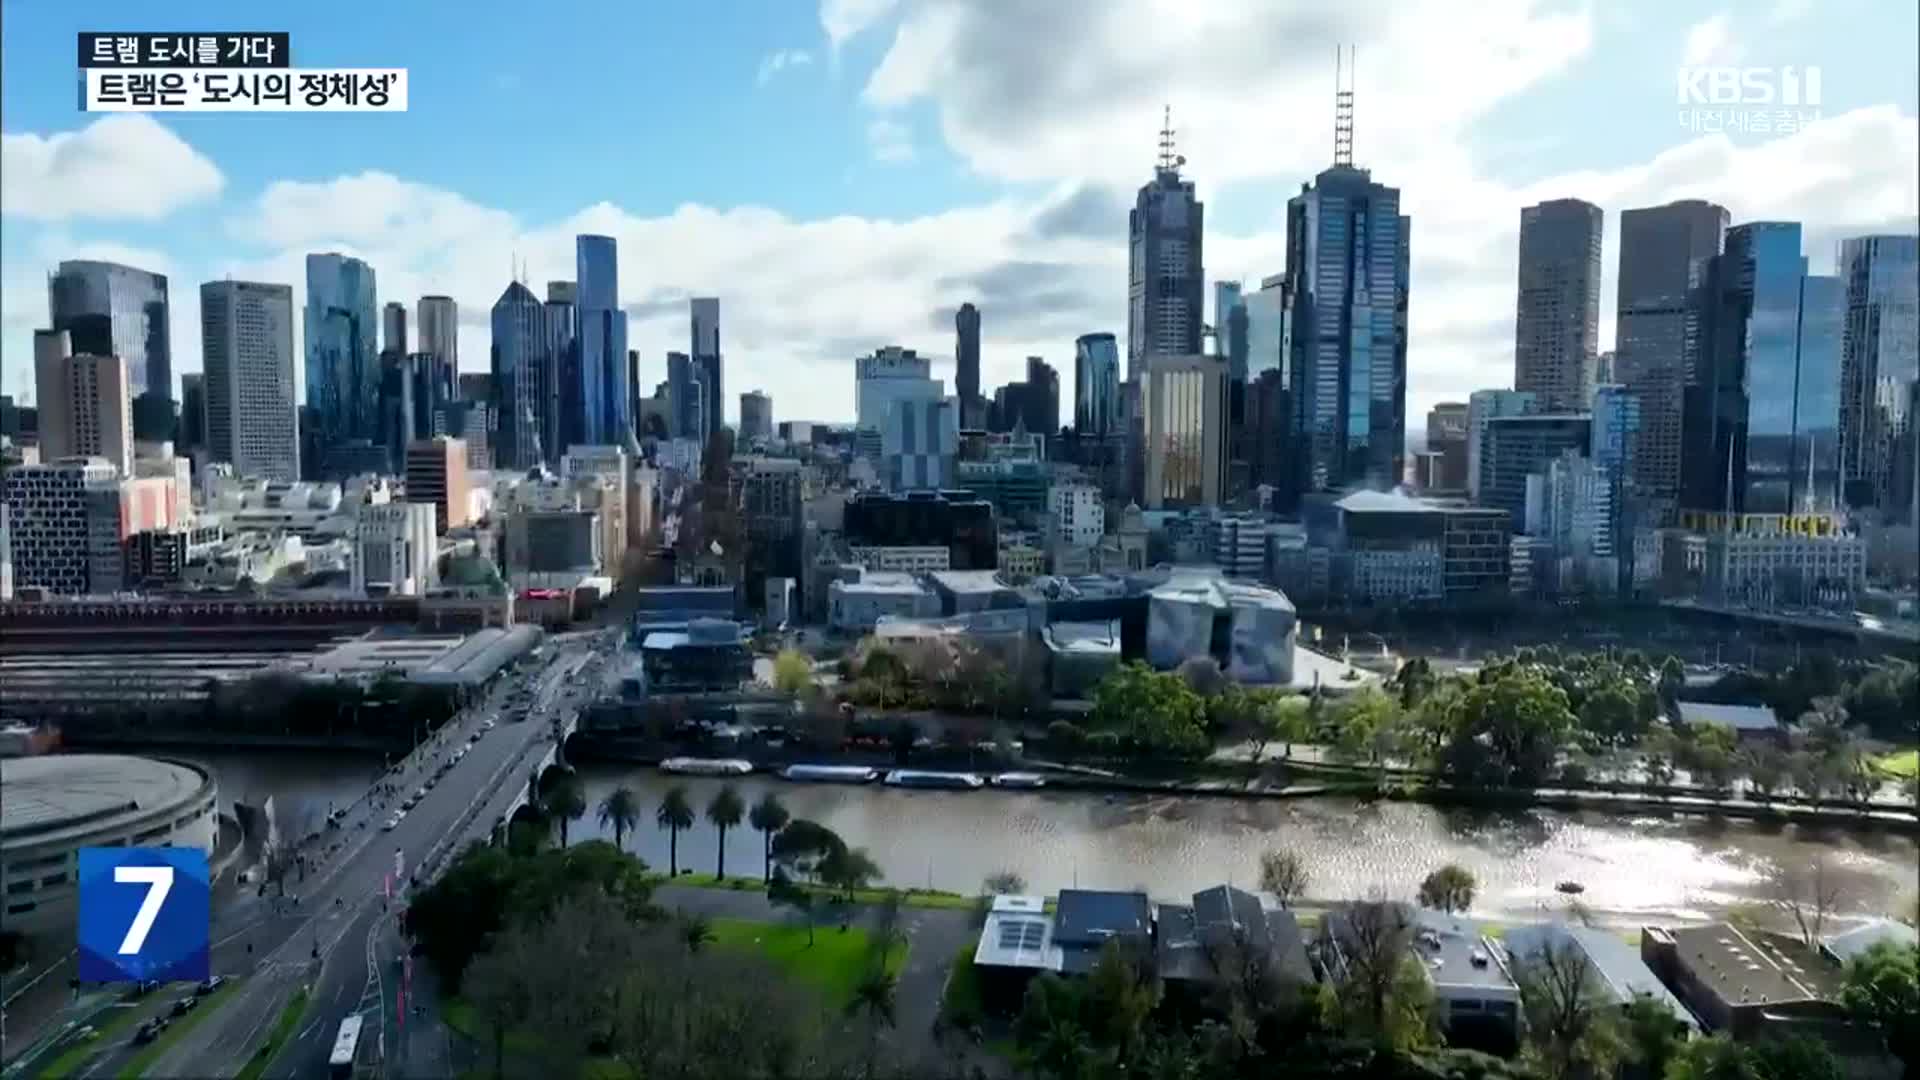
[{"left": 77, "top": 848, "right": 210, "bottom": 984}]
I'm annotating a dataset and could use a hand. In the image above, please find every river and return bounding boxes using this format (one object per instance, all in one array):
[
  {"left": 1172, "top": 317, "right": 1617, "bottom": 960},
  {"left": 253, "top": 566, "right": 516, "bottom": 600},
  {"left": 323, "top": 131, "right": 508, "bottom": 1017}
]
[{"left": 177, "top": 751, "right": 1918, "bottom": 924}]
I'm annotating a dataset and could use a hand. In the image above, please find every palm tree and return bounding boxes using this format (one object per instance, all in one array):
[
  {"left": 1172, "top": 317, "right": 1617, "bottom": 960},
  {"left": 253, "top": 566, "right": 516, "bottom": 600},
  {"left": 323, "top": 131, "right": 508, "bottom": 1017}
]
[
  {"left": 656, "top": 785, "right": 695, "bottom": 877},
  {"left": 705, "top": 784, "right": 746, "bottom": 880},
  {"left": 596, "top": 785, "right": 641, "bottom": 852},
  {"left": 748, "top": 792, "right": 790, "bottom": 883},
  {"left": 544, "top": 775, "right": 587, "bottom": 847},
  {"left": 846, "top": 967, "right": 898, "bottom": 1079}
]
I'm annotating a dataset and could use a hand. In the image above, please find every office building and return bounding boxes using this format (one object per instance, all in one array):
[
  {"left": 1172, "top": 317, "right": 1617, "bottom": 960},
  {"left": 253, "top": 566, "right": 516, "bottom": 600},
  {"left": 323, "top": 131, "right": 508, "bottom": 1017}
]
[
  {"left": 956, "top": 302, "right": 982, "bottom": 428},
  {"left": 688, "top": 297, "right": 722, "bottom": 441},
  {"left": 382, "top": 301, "right": 408, "bottom": 357},
  {"left": 1302, "top": 490, "right": 1512, "bottom": 606},
  {"left": 1284, "top": 163, "right": 1409, "bottom": 496},
  {"left": 2, "top": 457, "right": 122, "bottom": 595},
  {"left": 1615, "top": 200, "right": 1729, "bottom": 503},
  {"left": 489, "top": 281, "right": 553, "bottom": 471},
  {"left": 1481, "top": 414, "right": 1592, "bottom": 531},
  {"left": 574, "top": 235, "right": 631, "bottom": 449},
  {"left": 855, "top": 347, "right": 941, "bottom": 438},
  {"left": 1683, "top": 222, "right": 1843, "bottom": 517},
  {"left": 1023, "top": 356, "right": 1060, "bottom": 435},
  {"left": 1527, "top": 449, "right": 1620, "bottom": 595},
  {"left": 1425, "top": 402, "right": 1470, "bottom": 492},
  {"left": 736, "top": 456, "right": 804, "bottom": 608},
  {"left": 1465, "top": 390, "right": 1538, "bottom": 500},
  {"left": 844, "top": 490, "right": 997, "bottom": 570},
  {"left": 304, "top": 253, "right": 380, "bottom": 474},
  {"left": 1214, "top": 281, "right": 1248, "bottom": 378},
  {"left": 404, "top": 436, "right": 470, "bottom": 533},
  {"left": 738, "top": 390, "right": 773, "bottom": 442},
  {"left": 200, "top": 280, "right": 299, "bottom": 482},
  {"left": 48, "top": 259, "right": 172, "bottom": 441},
  {"left": 667, "top": 351, "right": 706, "bottom": 440},
  {"left": 1127, "top": 115, "right": 1205, "bottom": 381},
  {"left": 1051, "top": 482, "right": 1104, "bottom": 548},
  {"left": 1241, "top": 368, "right": 1291, "bottom": 501},
  {"left": 1515, "top": 199, "right": 1603, "bottom": 412},
  {"left": 380, "top": 351, "right": 455, "bottom": 469},
  {"left": 1143, "top": 354, "right": 1227, "bottom": 508},
  {"left": 352, "top": 501, "right": 438, "bottom": 596},
  {"left": 883, "top": 397, "right": 958, "bottom": 490},
  {"left": 417, "top": 294, "right": 457, "bottom": 374},
  {"left": 543, "top": 282, "right": 577, "bottom": 466},
  {"left": 1837, "top": 234, "right": 1920, "bottom": 514},
  {"left": 32, "top": 330, "right": 132, "bottom": 478},
  {"left": 1074, "top": 333, "right": 1121, "bottom": 437},
  {"left": 178, "top": 373, "right": 206, "bottom": 459},
  {"left": 1242, "top": 274, "right": 1291, "bottom": 381},
  {"left": 956, "top": 457, "right": 1048, "bottom": 522}
]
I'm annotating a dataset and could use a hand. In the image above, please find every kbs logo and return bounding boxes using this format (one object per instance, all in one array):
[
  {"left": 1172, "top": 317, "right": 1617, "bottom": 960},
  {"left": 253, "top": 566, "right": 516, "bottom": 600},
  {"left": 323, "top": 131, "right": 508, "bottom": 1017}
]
[
  {"left": 1676, "top": 66, "right": 1822, "bottom": 106},
  {"left": 77, "top": 848, "right": 210, "bottom": 984}
]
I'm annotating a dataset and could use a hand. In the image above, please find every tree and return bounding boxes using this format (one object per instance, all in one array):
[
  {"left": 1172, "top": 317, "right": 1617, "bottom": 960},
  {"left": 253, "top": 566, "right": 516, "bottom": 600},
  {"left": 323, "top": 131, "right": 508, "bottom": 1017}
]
[
  {"left": 596, "top": 786, "right": 641, "bottom": 852},
  {"left": 770, "top": 818, "right": 846, "bottom": 883},
  {"left": 1442, "top": 669, "right": 1577, "bottom": 787},
  {"left": 1667, "top": 1033, "right": 1843, "bottom": 1080},
  {"left": 1178, "top": 655, "right": 1227, "bottom": 697},
  {"left": 1839, "top": 941, "right": 1919, "bottom": 1074},
  {"left": 748, "top": 792, "right": 790, "bottom": 883},
  {"left": 1258, "top": 849, "right": 1310, "bottom": 909},
  {"left": 768, "top": 868, "right": 819, "bottom": 947},
  {"left": 655, "top": 785, "right": 695, "bottom": 877},
  {"left": 1577, "top": 683, "right": 1643, "bottom": 747},
  {"left": 1417, "top": 864, "right": 1477, "bottom": 914},
  {"left": 1512, "top": 939, "right": 1624, "bottom": 1080},
  {"left": 1771, "top": 854, "right": 1846, "bottom": 947},
  {"left": 1090, "top": 662, "right": 1209, "bottom": 759},
  {"left": 847, "top": 967, "right": 899, "bottom": 1079},
  {"left": 1271, "top": 695, "right": 1312, "bottom": 761},
  {"left": 705, "top": 784, "right": 746, "bottom": 880},
  {"left": 1325, "top": 897, "right": 1432, "bottom": 1049},
  {"left": 466, "top": 924, "right": 539, "bottom": 1079},
  {"left": 1332, "top": 687, "right": 1411, "bottom": 785},
  {"left": 984, "top": 870, "right": 1028, "bottom": 895},
  {"left": 544, "top": 775, "right": 587, "bottom": 847},
  {"left": 1742, "top": 742, "right": 1788, "bottom": 801},
  {"left": 819, "top": 845, "right": 882, "bottom": 901},
  {"left": 771, "top": 648, "right": 812, "bottom": 696},
  {"left": 1619, "top": 992, "right": 1687, "bottom": 1079}
]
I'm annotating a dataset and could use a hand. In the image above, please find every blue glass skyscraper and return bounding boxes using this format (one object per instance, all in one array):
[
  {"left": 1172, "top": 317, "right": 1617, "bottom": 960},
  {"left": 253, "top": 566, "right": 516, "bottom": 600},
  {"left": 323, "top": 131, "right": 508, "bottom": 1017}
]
[
  {"left": 304, "top": 253, "right": 379, "bottom": 469},
  {"left": 1074, "top": 333, "right": 1120, "bottom": 437},
  {"left": 490, "top": 280, "right": 548, "bottom": 470},
  {"left": 48, "top": 259, "right": 173, "bottom": 440},
  {"left": 573, "top": 235, "right": 630, "bottom": 449},
  {"left": 1837, "top": 234, "right": 1920, "bottom": 513}
]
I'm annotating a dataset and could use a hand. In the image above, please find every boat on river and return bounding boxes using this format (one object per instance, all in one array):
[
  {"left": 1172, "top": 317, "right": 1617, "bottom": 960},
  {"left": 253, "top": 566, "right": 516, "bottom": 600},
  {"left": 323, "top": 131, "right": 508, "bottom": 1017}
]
[
  {"left": 659, "top": 757, "right": 755, "bottom": 777},
  {"left": 990, "top": 772, "right": 1048, "bottom": 789},
  {"left": 884, "top": 769, "right": 986, "bottom": 790},
  {"left": 780, "top": 764, "right": 880, "bottom": 784}
]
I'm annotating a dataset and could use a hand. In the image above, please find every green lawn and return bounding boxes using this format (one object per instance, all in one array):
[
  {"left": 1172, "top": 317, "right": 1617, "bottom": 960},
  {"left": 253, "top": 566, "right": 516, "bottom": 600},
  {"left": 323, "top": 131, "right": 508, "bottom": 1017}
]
[
  {"left": 38, "top": 999, "right": 149, "bottom": 1078},
  {"left": 1874, "top": 749, "right": 1919, "bottom": 779},
  {"left": 660, "top": 872, "right": 975, "bottom": 910},
  {"left": 443, "top": 996, "right": 543, "bottom": 1054},
  {"left": 119, "top": 982, "right": 236, "bottom": 1078},
  {"left": 235, "top": 989, "right": 308, "bottom": 1080},
  {"left": 707, "top": 916, "right": 905, "bottom": 1006},
  {"left": 938, "top": 945, "right": 984, "bottom": 1031}
]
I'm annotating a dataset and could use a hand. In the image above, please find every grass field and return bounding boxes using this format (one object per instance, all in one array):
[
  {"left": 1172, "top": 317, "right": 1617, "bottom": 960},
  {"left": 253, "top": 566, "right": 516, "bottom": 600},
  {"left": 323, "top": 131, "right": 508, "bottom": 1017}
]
[
  {"left": 235, "top": 989, "right": 308, "bottom": 1080},
  {"left": 708, "top": 916, "right": 905, "bottom": 1006},
  {"left": 37, "top": 999, "right": 148, "bottom": 1079},
  {"left": 660, "top": 872, "right": 975, "bottom": 910},
  {"left": 1874, "top": 749, "right": 1919, "bottom": 779},
  {"left": 118, "top": 982, "right": 236, "bottom": 1078}
]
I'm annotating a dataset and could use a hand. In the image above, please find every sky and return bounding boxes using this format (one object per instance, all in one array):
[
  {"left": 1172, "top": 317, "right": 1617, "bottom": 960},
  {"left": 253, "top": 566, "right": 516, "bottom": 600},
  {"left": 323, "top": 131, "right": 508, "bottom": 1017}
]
[{"left": 1, "top": 0, "right": 1916, "bottom": 433}]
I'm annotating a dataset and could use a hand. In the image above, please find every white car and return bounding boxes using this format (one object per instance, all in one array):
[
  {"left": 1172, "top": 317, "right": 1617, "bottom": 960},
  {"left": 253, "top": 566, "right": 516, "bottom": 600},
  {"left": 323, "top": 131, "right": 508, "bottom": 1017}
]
[
  {"left": 481, "top": 719, "right": 496, "bottom": 731},
  {"left": 382, "top": 815, "right": 401, "bottom": 831}
]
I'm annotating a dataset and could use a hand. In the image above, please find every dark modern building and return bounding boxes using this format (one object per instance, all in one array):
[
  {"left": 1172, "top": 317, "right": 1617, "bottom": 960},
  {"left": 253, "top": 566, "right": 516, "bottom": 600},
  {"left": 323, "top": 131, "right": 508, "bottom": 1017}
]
[
  {"left": 382, "top": 301, "right": 408, "bottom": 357},
  {"left": 1074, "top": 333, "right": 1120, "bottom": 437},
  {"left": 543, "top": 282, "right": 577, "bottom": 467},
  {"left": 691, "top": 297, "right": 722, "bottom": 442},
  {"left": 739, "top": 390, "right": 773, "bottom": 442},
  {"left": 1480, "top": 414, "right": 1592, "bottom": 531},
  {"left": 1615, "top": 199, "right": 1729, "bottom": 506},
  {"left": 1682, "top": 222, "right": 1843, "bottom": 517},
  {"left": 380, "top": 351, "right": 455, "bottom": 470},
  {"left": 844, "top": 490, "right": 997, "bottom": 570},
  {"left": 667, "top": 351, "right": 706, "bottom": 440},
  {"left": 201, "top": 279, "right": 299, "bottom": 482},
  {"left": 177, "top": 373, "right": 205, "bottom": 459},
  {"left": 303, "top": 253, "right": 379, "bottom": 476},
  {"left": 1424, "top": 401, "right": 1470, "bottom": 492},
  {"left": 574, "top": 235, "right": 631, "bottom": 449},
  {"left": 1515, "top": 198, "right": 1603, "bottom": 412},
  {"left": 1241, "top": 368, "right": 1291, "bottom": 501},
  {"left": 48, "top": 259, "right": 174, "bottom": 442},
  {"left": 489, "top": 280, "right": 554, "bottom": 471},
  {"left": 1023, "top": 356, "right": 1059, "bottom": 436},
  {"left": 1283, "top": 164, "right": 1409, "bottom": 498},
  {"left": 1127, "top": 118, "right": 1204, "bottom": 382},
  {"left": 956, "top": 302, "right": 982, "bottom": 429},
  {"left": 1837, "top": 234, "right": 1920, "bottom": 514}
]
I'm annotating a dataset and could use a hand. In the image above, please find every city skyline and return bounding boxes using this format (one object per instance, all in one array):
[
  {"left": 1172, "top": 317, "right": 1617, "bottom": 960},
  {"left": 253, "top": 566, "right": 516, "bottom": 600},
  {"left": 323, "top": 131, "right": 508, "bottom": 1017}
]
[{"left": 1, "top": 1, "right": 1916, "bottom": 432}]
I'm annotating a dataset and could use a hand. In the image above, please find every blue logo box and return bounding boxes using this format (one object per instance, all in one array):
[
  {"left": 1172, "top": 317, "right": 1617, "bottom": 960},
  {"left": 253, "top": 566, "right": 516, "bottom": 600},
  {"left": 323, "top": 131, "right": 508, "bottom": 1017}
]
[{"left": 77, "top": 848, "right": 210, "bottom": 984}]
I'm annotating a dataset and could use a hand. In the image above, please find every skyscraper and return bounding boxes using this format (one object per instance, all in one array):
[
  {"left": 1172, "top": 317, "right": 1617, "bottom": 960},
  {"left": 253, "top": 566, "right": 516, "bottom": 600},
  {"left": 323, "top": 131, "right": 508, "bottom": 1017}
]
[
  {"left": 1143, "top": 354, "right": 1227, "bottom": 508},
  {"left": 178, "top": 373, "right": 206, "bottom": 459},
  {"left": 1127, "top": 109, "right": 1205, "bottom": 381},
  {"left": 1682, "top": 222, "right": 1843, "bottom": 517},
  {"left": 1515, "top": 198, "right": 1603, "bottom": 412},
  {"left": 1837, "top": 234, "right": 1920, "bottom": 513},
  {"left": 1213, "top": 281, "right": 1246, "bottom": 376},
  {"left": 667, "top": 352, "right": 705, "bottom": 439},
  {"left": 574, "top": 235, "right": 630, "bottom": 449},
  {"left": 543, "top": 282, "right": 576, "bottom": 467},
  {"left": 1074, "top": 333, "right": 1120, "bottom": 436},
  {"left": 304, "top": 253, "right": 380, "bottom": 471},
  {"left": 48, "top": 259, "right": 172, "bottom": 441},
  {"left": 1023, "top": 356, "right": 1059, "bottom": 435},
  {"left": 201, "top": 280, "right": 299, "bottom": 482},
  {"left": 955, "top": 303, "right": 982, "bottom": 428},
  {"left": 33, "top": 329, "right": 131, "bottom": 476},
  {"left": 417, "top": 295, "right": 457, "bottom": 373},
  {"left": 490, "top": 280, "right": 549, "bottom": 470},
  {"left": 1615, "top": 199, "right": 1729, "bottom": 505},
  {"left": 739, "top": 390, "right": 773, "bottom": 442},
  {"left": 382, "top": 301, "right": 408, "bottom": 357},
  {"left": 691, "top": 297, "right": 722, "bottom": 440},
  {"left": 1241, "top": 274, "right": 1291, "bottom": 380},
  {"left": 1466, "top": 389, "right": 1538, "bottom": 500},
  {"left": 1283, "top": 165, "right": 1409, "bottom": 498}
]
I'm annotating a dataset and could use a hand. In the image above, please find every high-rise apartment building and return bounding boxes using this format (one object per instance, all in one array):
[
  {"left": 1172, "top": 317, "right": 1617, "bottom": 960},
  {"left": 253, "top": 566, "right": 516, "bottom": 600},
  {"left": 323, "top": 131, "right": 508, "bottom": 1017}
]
[
  {"left": 1515, "top": 199, "right": 1603, "bottom": 412},
  {"left": 955, "top": 303, "right": 982, "bottom": 428},
  {"left": 382, "top": 301, "right": 408, "bottom": 357},
  {"left": 404, "top": 436, "right": 470, "bottom": 533},
  {"left": 200, "top": 280, "right": 299, "bottom": 482},
  {"left": 304, "top": 253, "right": 380, "bottom": 473},
  {"left": 690, "top": 297, "right": 722, "bottom": 441},
  {"left": 739, "top": 390, "right": 773, "bottom": 442},
  {"left": 1283, "top": 165, "right": 1409, "bottom": 498},
  {"left": 1615, "top": 199, "right": 1729, "bottom": 505},
  {"left": 1074, "top": 333, "right": 1121, "bottom": 437},
  {"left": 1837, "top": 234, "right": 1920, "bottom": 514},
  {"left": 33, "top": 330, "right": 131, "bottom": 477},
  {"left": 574, "top": 235, "right": 630, "bottom": 449},
  {"left": 416, "top": 295, "right": 458, "bottom": 373},
  {"left": 1683, "top": 222, "right": 1843, "bottom": 517},
  {"left": 1143, "top": 354, "right": 1227, "bottom": 508},
  {"left": 48, "top": 259, "right": 172, "bottom": 441},
  {"left": 1127, "top": 116, "right": 1204, "bottom": 381}
]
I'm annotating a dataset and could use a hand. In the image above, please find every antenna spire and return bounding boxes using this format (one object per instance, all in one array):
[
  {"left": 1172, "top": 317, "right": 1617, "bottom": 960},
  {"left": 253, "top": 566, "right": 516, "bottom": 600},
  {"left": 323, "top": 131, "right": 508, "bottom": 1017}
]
[
  {"left": 1334, "top": 45, "right": 1355, "bottom": 167},
  {"left": 1157, "top": 104, "right": 1178, "bottom": 172}
]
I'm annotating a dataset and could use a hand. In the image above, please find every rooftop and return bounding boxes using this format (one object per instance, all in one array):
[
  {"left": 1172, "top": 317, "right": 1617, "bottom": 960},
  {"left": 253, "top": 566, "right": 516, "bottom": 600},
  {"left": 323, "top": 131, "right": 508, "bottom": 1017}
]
[
  {"left": 1158, "top": 886, "right": 1313, "bottom": 984},
  {"left": 975, "top": 895, "right": 1063, "bottom": 971},
  {"left": 927, "top": 570, "right": 1011, "bottom": 595},
  {"left": 1821, "top": 919, "right": 1919, "bottom": 965},
  {"left": 1043, "top": 620, "right": 1122, "bottom": 655},
  {"left": 1053, "top": 889, "right": 1153, "bottom": 973},
  {"left": 0, "top": 754, "right": 211, "bottom": 848},
  {"left": 835, "top": 571, "right": 929, "bottom": 596},
  {"left": 1666, "top": 923, "right": 1841, "bottom": 1007},
  {"left": 1674, "top": 701, "right": 1781, "bottom": 733},
  {"left": 1504, "top": 923, "right": 1697, "bottom": 1028},
  {"left": 1409, "top": 908, "right": 1518, "bottom": 995},
  {"left": 1148, "top": 568, "right": 1296, "bottom": 615}
]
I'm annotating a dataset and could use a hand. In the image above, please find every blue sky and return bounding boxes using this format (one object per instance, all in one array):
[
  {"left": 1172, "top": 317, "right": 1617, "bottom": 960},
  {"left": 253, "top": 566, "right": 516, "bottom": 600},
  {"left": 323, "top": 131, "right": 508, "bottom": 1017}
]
[{"left": 2, "top": 0, "right": 1916, "bottom": 426}]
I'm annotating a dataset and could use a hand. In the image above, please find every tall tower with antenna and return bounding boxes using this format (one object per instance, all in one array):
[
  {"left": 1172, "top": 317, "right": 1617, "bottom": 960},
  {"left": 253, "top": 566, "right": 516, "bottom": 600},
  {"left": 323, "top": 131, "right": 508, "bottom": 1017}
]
[
  {"left": 1157, "top": 104, "right": 1185, "bottom": 174},
  {"left": 1334, "top": 45, "right": 1355, "bottom": 167},
  {"left": 1128, "top": 104, "right": 1204, "bottom": 382}
]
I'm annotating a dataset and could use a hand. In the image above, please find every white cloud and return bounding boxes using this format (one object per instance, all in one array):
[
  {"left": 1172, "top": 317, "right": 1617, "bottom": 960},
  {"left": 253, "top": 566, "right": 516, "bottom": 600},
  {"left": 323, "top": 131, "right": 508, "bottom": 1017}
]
[
  {"left": 0, "top": 115, "right": 223, "bottom": 223},
  {"left": 756, "top": 49, "right": 815, "bottom": 86},
  {"left": 821, "top": 0, "right": 900, "bottom": 49},
  {"left": 1681, "top": 13, "right": 1741, "bottom": 67},
  {"left": 866, "top": 117, "right": 915, "bottom": 164}
]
